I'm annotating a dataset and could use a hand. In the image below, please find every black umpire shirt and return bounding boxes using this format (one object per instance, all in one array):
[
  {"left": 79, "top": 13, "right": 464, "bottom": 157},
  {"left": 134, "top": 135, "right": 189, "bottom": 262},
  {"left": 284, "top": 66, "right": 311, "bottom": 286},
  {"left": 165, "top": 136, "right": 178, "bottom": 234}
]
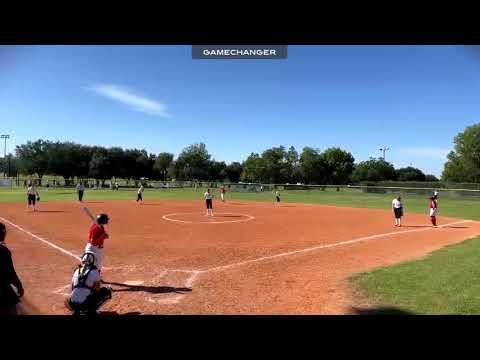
[{"left": 0, "top": 243, "right": 23, "bottom": 308}]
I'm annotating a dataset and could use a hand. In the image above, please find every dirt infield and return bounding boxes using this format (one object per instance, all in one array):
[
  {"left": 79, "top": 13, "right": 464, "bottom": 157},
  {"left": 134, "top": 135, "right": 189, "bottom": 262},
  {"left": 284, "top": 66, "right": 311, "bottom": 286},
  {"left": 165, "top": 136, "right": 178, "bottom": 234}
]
[{"left": 1, "top": 199, "right": 480, "bottom": 315}]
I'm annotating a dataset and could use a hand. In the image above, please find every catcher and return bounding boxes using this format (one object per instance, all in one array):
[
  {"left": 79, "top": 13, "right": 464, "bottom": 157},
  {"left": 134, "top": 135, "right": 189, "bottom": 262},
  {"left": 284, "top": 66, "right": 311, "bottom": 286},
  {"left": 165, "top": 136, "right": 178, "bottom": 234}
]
[{"left": 66, "top": 251, "right": 112, "bottom": 315}]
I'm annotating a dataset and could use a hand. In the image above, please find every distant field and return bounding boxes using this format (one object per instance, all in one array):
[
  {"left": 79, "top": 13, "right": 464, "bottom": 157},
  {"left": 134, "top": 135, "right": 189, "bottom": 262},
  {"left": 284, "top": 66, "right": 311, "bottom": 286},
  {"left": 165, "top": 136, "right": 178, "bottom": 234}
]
[{"left": 1, "top": 186, "right": 480, "bottom": 220}]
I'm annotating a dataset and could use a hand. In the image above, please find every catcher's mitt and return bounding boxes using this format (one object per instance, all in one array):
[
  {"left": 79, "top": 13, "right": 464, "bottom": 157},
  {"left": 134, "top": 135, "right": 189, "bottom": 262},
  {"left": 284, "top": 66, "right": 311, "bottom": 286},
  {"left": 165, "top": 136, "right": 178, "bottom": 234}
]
[{"left": 36, "top": 196, "right": 40, "bottom": 201}]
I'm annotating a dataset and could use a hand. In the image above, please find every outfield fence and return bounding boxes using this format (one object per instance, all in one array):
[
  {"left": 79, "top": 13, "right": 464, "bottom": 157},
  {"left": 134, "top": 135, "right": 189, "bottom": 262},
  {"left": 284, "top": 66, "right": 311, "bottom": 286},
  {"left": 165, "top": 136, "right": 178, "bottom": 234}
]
[{"left": 2, "top": 176, "right": 480, "bottom": 200}]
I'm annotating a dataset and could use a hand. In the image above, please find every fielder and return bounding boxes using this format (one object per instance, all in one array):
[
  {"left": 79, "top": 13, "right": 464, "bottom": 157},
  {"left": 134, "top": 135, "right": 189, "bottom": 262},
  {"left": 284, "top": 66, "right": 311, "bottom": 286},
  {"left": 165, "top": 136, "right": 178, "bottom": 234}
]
[
  {"left": 392, "top": 195, "right": 403, "bottom": 227},
  {"left": 137, "top": 184, "right": 144, "bottom": 204},
  {"left": 66, "top": 251, "right": 112, "bottom": 315},
  {"left": 26, "top": 182, "right": 40, "bottom": 212},
  {"left": 204, "top": 188, "right": 214, "bottom": 216},
  {"left": 219, "top": 185, "right": 226, "bottom": 202},
  {"left": 429, "top": 195, "right": 438, "bottom": 227},
  {"left": 83, "top": 210, "right": 110, "bottom": 274},
  {"left": 274, "top": 190, "right": 281, "bottom": 204}
]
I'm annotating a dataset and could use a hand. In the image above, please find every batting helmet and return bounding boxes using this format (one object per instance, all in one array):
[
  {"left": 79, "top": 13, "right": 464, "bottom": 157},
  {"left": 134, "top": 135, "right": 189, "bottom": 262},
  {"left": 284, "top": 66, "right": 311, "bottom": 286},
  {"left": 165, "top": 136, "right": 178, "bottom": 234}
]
[{"left": 96, "top": 213, "right": 109, "bottom": 225}]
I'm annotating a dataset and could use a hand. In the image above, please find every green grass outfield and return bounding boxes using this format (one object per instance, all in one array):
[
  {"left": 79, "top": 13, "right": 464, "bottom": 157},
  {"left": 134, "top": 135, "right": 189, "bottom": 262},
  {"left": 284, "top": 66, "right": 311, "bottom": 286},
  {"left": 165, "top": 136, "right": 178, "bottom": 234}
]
[
  {"left": 1, "top": 186, "right": 480, "bottom": 220},
  {"left": 351, "top": 237, "right": 480, "bottom": 314}
]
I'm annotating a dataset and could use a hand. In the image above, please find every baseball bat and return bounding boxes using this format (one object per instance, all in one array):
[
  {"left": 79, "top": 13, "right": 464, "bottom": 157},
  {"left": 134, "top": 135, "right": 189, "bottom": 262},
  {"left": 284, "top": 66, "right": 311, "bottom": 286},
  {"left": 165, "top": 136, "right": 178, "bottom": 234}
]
[{"left": 82, "top": 207, "right": 96, "bottom": 223}]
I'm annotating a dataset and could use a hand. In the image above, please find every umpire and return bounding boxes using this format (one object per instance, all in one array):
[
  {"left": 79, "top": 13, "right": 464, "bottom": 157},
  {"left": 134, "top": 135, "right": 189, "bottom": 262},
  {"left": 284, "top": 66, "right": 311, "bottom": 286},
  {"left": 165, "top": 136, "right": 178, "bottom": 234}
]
[
  {"left": 76, "top": 181, "right": 85, "bottom": 202},
  {"left": 0, "top": 222, "right": 24, "bottom": 315}
]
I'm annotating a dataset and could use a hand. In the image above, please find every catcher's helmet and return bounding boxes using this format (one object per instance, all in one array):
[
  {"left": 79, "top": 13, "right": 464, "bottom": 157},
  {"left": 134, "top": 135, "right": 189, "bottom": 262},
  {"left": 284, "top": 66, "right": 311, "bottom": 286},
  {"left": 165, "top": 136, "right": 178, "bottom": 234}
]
[
  {"left": 81, "top": 251, "right": 96, "bottom": 267},
  {"left": 96, "top": 213, "right": 109, "bottom": 225}
]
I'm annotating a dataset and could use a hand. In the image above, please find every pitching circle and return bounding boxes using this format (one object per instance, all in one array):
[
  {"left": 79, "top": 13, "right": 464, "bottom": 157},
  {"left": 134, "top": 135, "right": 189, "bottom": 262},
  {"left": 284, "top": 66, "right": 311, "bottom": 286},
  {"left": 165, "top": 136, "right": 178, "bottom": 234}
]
[{"left": 162, "top": 212, "right": 255, "bottom": 224}]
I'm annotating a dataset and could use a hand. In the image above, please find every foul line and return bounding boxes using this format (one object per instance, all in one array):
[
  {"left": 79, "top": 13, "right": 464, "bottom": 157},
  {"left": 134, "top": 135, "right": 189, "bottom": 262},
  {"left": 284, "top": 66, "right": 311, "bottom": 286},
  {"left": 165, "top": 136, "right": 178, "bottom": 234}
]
[
  {"left": 0, "top": 215, "right": 80, "bottom": 261},
  {"left": 201, "top": 220, "right": 472, "bottom": 273}
]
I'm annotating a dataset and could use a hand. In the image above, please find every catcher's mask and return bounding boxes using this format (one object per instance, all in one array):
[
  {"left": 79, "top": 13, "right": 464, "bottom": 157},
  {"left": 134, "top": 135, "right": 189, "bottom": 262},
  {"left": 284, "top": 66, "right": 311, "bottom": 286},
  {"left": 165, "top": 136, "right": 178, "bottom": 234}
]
[
  {"left": 96, "top": 214, "right": 109, "bottom": 225},
  {"left": 81, "top": 251, "right": 96, "bottom": 267}
]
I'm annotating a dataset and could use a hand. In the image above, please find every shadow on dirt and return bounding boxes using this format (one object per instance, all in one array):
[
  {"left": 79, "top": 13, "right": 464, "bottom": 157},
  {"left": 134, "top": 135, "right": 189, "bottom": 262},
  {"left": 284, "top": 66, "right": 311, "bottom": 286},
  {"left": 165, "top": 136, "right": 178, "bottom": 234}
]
[
  {"left": 352, "top": 306, "right": 416, "bottom": 315},
  {"left": 104, "top": 281, "right": 192, "bottom": 295},
  {"left": 98, "top": 311, "right": 143, "bottom": 316},
  {"left": 401, "top": 225, "right": 433, "bottom": 228}
]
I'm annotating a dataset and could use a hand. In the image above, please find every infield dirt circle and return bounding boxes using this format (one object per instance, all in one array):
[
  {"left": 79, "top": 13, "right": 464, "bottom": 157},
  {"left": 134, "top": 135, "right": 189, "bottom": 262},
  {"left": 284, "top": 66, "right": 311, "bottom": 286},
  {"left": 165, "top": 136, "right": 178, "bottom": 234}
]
[{"left": 1, "top": 199, "right": 480, "bottom": 315}]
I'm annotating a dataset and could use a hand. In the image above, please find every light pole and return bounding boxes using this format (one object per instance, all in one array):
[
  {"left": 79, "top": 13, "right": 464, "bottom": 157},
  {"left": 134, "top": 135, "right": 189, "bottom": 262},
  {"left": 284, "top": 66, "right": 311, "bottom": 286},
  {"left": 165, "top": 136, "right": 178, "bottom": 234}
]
[
  {"left": 379, "top": 146, "right": 390, "bottom": 160},
  {"left": 0, "top": 134, "right": 10, "bottom": 177}
]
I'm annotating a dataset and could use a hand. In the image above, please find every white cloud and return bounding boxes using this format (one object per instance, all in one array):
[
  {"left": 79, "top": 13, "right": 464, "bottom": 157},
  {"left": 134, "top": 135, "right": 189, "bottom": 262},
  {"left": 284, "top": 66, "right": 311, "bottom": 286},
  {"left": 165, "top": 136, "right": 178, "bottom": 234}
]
[
  {"left": 86, "top": 84, "right": 171, "bottom": 118},
  {"left": 397, "top": 147, "right": 451, "bottom": 160}
]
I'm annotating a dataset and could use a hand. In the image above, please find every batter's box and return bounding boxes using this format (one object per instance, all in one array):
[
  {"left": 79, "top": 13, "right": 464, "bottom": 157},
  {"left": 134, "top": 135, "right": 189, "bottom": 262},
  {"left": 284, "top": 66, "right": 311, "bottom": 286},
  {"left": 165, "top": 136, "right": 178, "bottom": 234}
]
[{"left": 145, "top": 270, "right": 199, "bottom": 305}]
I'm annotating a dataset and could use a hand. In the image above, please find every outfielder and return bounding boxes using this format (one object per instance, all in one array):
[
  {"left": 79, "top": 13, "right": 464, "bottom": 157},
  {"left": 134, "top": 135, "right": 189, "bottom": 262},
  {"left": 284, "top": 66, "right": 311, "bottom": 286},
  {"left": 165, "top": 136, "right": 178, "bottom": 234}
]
[{"left": 137, "top": 184, "right": 144, "bottom": 204}]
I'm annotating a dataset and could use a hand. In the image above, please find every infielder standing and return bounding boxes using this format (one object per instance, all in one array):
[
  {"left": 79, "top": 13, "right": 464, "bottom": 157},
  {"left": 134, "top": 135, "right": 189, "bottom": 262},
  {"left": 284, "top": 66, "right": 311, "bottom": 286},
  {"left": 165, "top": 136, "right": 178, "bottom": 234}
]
[
  {"left": 392, "top": 195, "right": 403, "bottom": 227},
  {"left": 429, "top": 196, "right": 438, "bottom": 227},
  {"left": 26, "top": 182, "right": 40, "bottom": 212},
  {"left": 85, "top": 213, "right": 110, "bottom": 274},
  {"left": 204, "top": 188, "right": 214, "bottom": 216}
]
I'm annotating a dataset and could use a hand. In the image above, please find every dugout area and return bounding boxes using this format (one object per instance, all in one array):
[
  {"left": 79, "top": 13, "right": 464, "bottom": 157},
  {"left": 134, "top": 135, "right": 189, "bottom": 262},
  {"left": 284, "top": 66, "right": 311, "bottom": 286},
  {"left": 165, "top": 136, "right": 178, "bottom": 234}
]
[{"left": 1, "top": 199, "right": 480, "bottom": 315}]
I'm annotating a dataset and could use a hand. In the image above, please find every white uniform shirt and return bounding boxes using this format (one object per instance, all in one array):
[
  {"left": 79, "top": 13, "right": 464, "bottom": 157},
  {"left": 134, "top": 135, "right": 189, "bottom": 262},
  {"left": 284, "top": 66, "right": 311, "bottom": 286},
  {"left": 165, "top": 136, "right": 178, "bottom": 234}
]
[
  {"left": 27, "top": 186, "right": 37, "bottom": 195},
  {"left": 76, "top": 183, "right": 85, "bottom": 191},
  {"left": 138, "top": 187, "right": 144, "bottom": 194},
  {"left": 392, "top": 199, "right": 402, "bottom": 208},
  {"left": 70, "top": 266, "right": 101, "bottom": 304},
  {"left": 204, "top": 192, "right": 212, "bottom": 200}
]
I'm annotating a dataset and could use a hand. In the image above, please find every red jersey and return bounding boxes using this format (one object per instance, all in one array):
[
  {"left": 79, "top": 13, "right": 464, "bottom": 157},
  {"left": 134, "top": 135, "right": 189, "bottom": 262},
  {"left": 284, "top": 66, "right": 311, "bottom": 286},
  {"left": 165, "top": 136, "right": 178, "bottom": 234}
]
[
  {"left": 88, "top": 223, "right": 107, "bottom": 247},
  {"left": 429, "top": 199, "right": 438, "bottom": 209}
]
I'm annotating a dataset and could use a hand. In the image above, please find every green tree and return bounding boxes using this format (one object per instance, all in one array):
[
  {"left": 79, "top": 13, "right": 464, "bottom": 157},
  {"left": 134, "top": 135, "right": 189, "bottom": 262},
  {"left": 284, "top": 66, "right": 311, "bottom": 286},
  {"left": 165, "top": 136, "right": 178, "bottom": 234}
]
[
  {"left": 224, "top": 162, "right": 243, "bottom": 182},
  {"left": 425, "top": 174, "right": 439, "bottom": 182},
  {"left": 175, "top": 143, "right": 211, "bottom": 180},
  {"left": 262, "top": 146, "right": 288, "bottom": 183},
  {"left": 88, "top": 149, "right": 111, "bottom": 180},
  {"left": 442, "top": 124, "right": 480, "bottom": 182},
  {"left": 299, "top": 147, "right": 327, "bottom": 184},
  {"left": 351, "top": 158, "right": 397, "bottom": 182},
  {"left": 15, "top": 139, "right": 51, "bottom": 181},
  {"left": 321, "top": 147, "right": 355, "bottom": 184},
  {"left": 395, "top": 166, "right": 426, "bottom": 181},
  {"left": 153, "top": 152, "right": 174, "bottom": 180},
  {"left": 241, "top": 153, "right": 266, "bottom": 182},
  {"left": 208, "top": 160, "right": 227, "bottom": 181}
]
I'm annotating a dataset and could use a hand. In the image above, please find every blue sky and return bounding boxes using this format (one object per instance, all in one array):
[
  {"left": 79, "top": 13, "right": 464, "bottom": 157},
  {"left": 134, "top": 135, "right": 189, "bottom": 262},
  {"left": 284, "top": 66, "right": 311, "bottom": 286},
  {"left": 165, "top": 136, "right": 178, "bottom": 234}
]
[{"left": 1, "top": 45, "right": 480, "bottom": 176}]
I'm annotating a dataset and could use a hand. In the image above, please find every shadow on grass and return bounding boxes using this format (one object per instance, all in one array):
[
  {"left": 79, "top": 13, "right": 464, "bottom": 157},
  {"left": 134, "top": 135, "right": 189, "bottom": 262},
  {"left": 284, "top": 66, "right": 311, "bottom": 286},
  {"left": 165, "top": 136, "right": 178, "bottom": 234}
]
[
  {"left": 104, "top": 281, "right": 192, "bottom": 294},
  {"left": 352, "top": 306, "right": 416, "bottom": 315}
]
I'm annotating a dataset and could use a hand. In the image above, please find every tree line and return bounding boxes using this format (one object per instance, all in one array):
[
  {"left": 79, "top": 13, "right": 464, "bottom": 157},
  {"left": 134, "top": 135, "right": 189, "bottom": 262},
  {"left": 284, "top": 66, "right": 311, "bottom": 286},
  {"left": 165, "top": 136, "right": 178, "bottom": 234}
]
[{"left": 0, "top": 139, "right": 443, "bottom": 185}]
